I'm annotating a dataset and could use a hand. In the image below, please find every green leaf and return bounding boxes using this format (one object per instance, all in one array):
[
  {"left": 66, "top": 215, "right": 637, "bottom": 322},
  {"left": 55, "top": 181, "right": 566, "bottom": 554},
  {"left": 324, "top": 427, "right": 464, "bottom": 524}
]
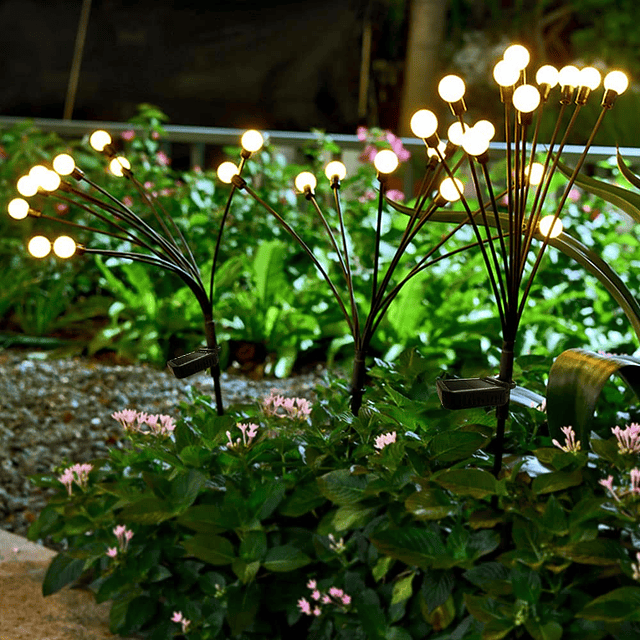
[
  {"left": 183, "top": 534, "right": 235, "bottom": 566},
  {"left": 546, "top": 348, "right": 640, "bottom": 447},
  {"left": 372, "top": 556, "right": 394, "bottom": 582},
  {"left": 405, "top": 488, "right": 457, "bottom": 520},
  {"left": 420, "top": 569, "right": 455, "bottom": 613},
  {"left": 176, "top": 505, "right": 226, "bottom": 534},
  {"left": 239, "top": 530, "right": 267, "bottom": 562},
  {"left": 391, "top": 573, "right": 415, "bottom": 605},
  {"left": 118, "top": 496, "right": 176, "bottom": 524},
  {"left": 262, "top": 544, "right": 311, "bottom": 572},
  {"left": 253, "top": 240, "right": 288, "bottom": 306},
  {"left": 428, "top": 431, "right": 487, "bottom": 462},
  {"left": 226, "top": 583, "right": 260, "bottom": 636},
  {"left": 555, "top": 539, "right": 628, "bottom": 565},
  {"left": 577, "top": 587, "right": 640, "bottom": 622},
  {"left": 511, "top": 565, "right": 541, "bottom": 603},
  {"left": 524, "top": 619, "right": 563, "bottom": 640},
  {"left": 250, "top": 480, "right": 286, "bottom": 520},
  {"left": 232, "top": 558, "right": 260, "bottom": 584},
  {"left": 463, "top": 562, "right": 511, "bottom": 596},
  {"left": 42, "top": 554, "right": 85, "bottom": 596},
  {"left": 387, "top": 270, "right": 428, "bottom": 340},
  {"left": 353, "top": 588, "right": 387, "bottom": 640},
  {"left": 371, "top": 526, "right": 446, "bottom": 570},
  {"left": 317, "top": 469, "right": 368, "bottom": 505},
  {"left": 433, "top": 468, "right": 498, "bottom": 498},
  {"left": 170, "top": 469, "right": 206, "bottom": 511},
  {"left": 532, "top": 468, "right": 583, "bottom": 494},
  {"left": 279, "top": 481, "right": 326, "bottom": 516},
  {"left": 332, "top": 503, "right": 378, "bottom": 531}
]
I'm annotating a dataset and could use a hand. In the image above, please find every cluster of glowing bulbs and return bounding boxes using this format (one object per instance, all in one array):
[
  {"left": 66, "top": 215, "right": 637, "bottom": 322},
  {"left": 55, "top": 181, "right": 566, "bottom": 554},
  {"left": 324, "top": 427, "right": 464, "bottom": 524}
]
[{"left": 27, "top": 235, "right": 77, "bottom": 259}]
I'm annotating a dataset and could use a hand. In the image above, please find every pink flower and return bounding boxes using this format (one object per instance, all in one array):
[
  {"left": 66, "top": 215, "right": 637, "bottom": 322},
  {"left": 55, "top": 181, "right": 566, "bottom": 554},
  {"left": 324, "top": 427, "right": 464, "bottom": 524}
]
[
  {"left": 374, "top": 431, "right": 397, "bottom": 451},
  {"left": 329, "top": 587, "right": 344, "bottom": 598},
  {"left": 631, "top": 468, "right": 640, "bottom": 494},
  {"left": 568, "top": 187, "right": 581, "bottom": 202},
  {"left": 551, "top": 426, "right": 581, "bottom": 453},
  {"left": 313, "top": 607, "right": 322, "bottom": 616},
  {"left": 121, "top": 130, "right": 135, "bottom": 141},
  {"left": 55, "top": 203, "right": 69, "bottom": 215},
  {"left": 144, "top": 181, "right": 154, "bottom": 190},
  {"left": 321, "top": 595, "right": 331, "bottom": 604},
  {"left": 151, "top": 131, "right": 160, "bottom": 140},
  {"left": 262, "top": 392, "right": 311, "bottom": 420},
  {"left": 156, "top": 151, "right": 170, "bottom": 166},
  {"left": 612, "top": 423, "right": 640, "bottom": 454},
  {"left": 341, "top": 594, "right": 351, "bottom": 605},
  {"left": 359, "top": 144, "right": 378, "bottom": 163},
  {"left": 297, "top": 598, "right": 311, "bottom": 615},
  {"left": 386, "top": 189, "right": 405, "bottom": 202},
  {"left": 356, "top": 126, "right": 368, "bottom": 141},
  {"left": 306, "top": 579, "right": 316, "bottom": 589},
  {"left": 386, "top": 132, "right": 411, "bottom": 161},
  {"left": 171, "top": 611, "right": 190, "bottom": 633},
  {"left": 112, "top": 409, "right": 138, "bottom": 429},
  {"left": 599, "top": 475, "right": 621, "bottom": 502},
  {"left": 106, "top": 547, "right": 118, "bottom": 558},
  {"left": 113, "top": 525, "right": 133, "bottom": 551},
  {"left": 122, "top": 195, "right": 134, "bottom": 207},
  {"left": 58, "top": 468, "right": 75, "bottom": 495},
  {"left": 311, "top": 589, "right": 321, "bottom": 601},
  {"left": 358, "top": 189, "right": 376, "bottom": 203}
]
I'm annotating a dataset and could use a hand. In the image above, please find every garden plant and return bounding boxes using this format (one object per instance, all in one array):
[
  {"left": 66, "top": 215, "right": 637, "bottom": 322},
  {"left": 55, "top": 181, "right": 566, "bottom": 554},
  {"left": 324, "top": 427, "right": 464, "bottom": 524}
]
[{"left": 2, "top": 43, "right": 640, "bottom": 640}]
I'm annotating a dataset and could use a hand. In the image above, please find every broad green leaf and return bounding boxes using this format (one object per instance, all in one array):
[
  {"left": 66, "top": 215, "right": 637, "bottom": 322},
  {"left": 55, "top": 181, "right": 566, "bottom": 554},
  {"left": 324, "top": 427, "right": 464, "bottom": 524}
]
[
  {"left": 532, "top": 469, "right": 583, "bottom": 494},
  {"left": 546, "top": 348, "right": 640, "bottom": 447},
  {"left": 278, "top": 481, "right": 326, "bottom": 517},
  {"left": 250, "top": 480, "right": 286, "bottom": 520},
  {"left": 463, "top": 562, "right": 511, "bottom": 596},
  {"left": 420, "top": 569, "right": 455, "bottom": 613},
  {"left": 467, "top": 530, "right": 500, "bottom": 560},
  {"left": 428, "top": 431, "right": 487, "bottom": 462},
  {"left": 524, "top": 619, "right": 563, "bottom": 640},
  {"left": 42, "top": 553, "right": 85, "bottom": 596},
  {"left": 176, "top": 505, "right": 226, "bottom": 534},
  {"left": 232, "top": 558, "right": 260, "bottom": 584},
  {"left": 372, "top": 556, "right": 394, "bottom": 582},
  {"left": 317, "top": 468, "right": 368, "bottom": 505},
  {"left": 577, "top": 587, "right": 640, "bottom": 622},
  {"left": 391, "top": 573, "right": 415, "bottom": 605},
  {"left": 118, "top": 496, "right": 176, "bottom": 524},
  {"left": 511, "top": 565, "right": 541, "bottom": 603},
  {"left": 433, "top": 468, "right": 498, "bottom": 498},
  {"left": 371, "top": 526, "right": 446, "bottom": 570},
  {"left": 387, "top": 270, "right": 429, "bottom": 340},
  {"left": 253, "top": 240, "right": 288, "bottom": 306},
  {"left": 239, "top": 530, "right": 267, "bottom": 562},
  {"left": 555, "top": 539, "right": 628, "bottom": 565},
  {"left": 226, "top": 583, "right": 260, "bottom": 637},
  {"left": 332, "top": 503, "right": 377, "bottom": 531},
  {"left": 170, "top": 469, "right": 206, "bottom": 511},
  {"left": 405, "top": 488, "right": 457, "bottom": 520},
  {"left": 421, "top": 594, "right": 456, "bottom": 631},
  {"left": 262, "top": 544, "right": 311, "bottom": 572},
  {"left": 353, "top": 588, "right": 387, "bottom": 640},
  {"left": 183, "top": 534, "right": 235, "bottom": 565}
]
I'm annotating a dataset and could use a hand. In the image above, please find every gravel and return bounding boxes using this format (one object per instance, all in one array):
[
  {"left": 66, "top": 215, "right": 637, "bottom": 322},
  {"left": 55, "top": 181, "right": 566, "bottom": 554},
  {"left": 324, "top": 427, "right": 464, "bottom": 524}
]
[{"left": 0, "top": 350, "right": 325, "bottom": 538}]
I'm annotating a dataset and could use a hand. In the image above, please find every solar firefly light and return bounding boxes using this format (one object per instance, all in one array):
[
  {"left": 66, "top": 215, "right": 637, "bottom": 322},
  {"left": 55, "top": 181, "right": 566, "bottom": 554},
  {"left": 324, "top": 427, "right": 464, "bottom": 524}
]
[{"left": 6, "top": 130, "right": 270, "bottom": 416}]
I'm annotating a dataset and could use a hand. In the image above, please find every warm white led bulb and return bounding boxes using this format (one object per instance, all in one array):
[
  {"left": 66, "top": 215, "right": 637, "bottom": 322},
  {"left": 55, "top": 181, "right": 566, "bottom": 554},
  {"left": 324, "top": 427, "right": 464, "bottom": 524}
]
[
  {"left": 109, "top": 156, "right": 131, "bottom": 177},
  {"left": 17, "top": 175, "right": 39, "bottom": 197},
  {"left": 373, "top": 149, "right": 399, "bottom": 174},
  {"left": 539, "top": 215, "right": 563, "bottom": 238},
  {"left": 28, "top": 235, "right": 52, "bottom": 258},
  {"left": 439, "top": 177, "right": 464, "bottom": 202},
  {"left": 526, "top": 162, "right": 545, "bottom": 185},
  {"left": 295, "top": 171, "right": 317, "bottom": 192},
  {"left": 29, "top": 165, "right": 49, "bottom": 185},
  {"left": 513, "top": 84, "right": 541, "bottom": 113},
  {"left": 8, "top": 198, "right": 29, "bottom": 220},
  {"left": 216, "top": 161, "right": 240, "bottom": 184},
  {"left": 461, "top": 129, "right": 490, "bottom": 156},
  {"left": 503, "top": 44, "right": 530, "bottom": 71},
  {"left": 536, "top": 65, "right": 559, "bottom": 87},
  {"left": 53, "top": 235, "right": 77, "bottom": 259},
  {"left": 493, "top": 60, "right": 520, "bottom": 87},
  {"left": 52, "top": 154, "right": 75, "bottom": 175},
  {"left": 39, "top": 170, "right": 61, "bottom": 192},
  {"left": 241, "top": 130, "right": 264, "bottom": 153},
  {"left": 558, "top": 65, "right": 580, "bottom": 88},
  {"left": 426, "top": 140, "right": 447, "bottom": 160},
  {"left": 604, "top": 70, "right": 629, "bottom": 94},
  {"left": 89, "top": 130, "right": 112, "bottom": 152},
  {"left": 447, "top": 122, "right": 469, "bottom": 146},
  {"left": 579, "top": 67, "right": 602, "bottom": 91},
  {"left": 438, "top": 75, "right": 465, "bottom": 102},
  {"left": 410, "top": 109, "right": 438, "bottom": 139},
  {"left": 475, "top": 120, "right": 495, "bottom": 141},
  {"left": 324, "top": 161, "right": 347, "bottom": 181}
]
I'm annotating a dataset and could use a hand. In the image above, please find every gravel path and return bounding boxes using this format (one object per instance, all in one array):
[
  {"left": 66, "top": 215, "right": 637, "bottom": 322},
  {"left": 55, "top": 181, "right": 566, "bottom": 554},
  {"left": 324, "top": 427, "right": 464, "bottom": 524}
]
[{"left": 0, "top": 351, "right": 325, "bottom": 539}]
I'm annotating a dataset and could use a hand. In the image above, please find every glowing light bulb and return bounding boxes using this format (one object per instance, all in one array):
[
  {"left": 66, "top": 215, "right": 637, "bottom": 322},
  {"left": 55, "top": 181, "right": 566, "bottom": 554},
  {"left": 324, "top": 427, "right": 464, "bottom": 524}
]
[
  {"left": 17, "top": 175, "right": 38, "bottom": 197},
  {"left": 513, "top": 84, "right": 541, "bottom": 113},
  {"left": 438, "top": 75, "right": 466, "bottom": 102},
  {"left": 493, "top": 60, "right": 520, "bottom": 87},
  {"left": 410, "top": 109, "right": 438, "bottom": 139},
  {"left": 558, "top": 65, "right": 580, "bottom": 88},
  {"left": 539, "top": 215, "right": 563, "bottom": 238},
  {"left": 503, "top": 44, "right": 530, "bottom": 70},
  {"left": 427, "top": 140, "right": 447, "bottom": 160},
  {"left": 439, "top": 177, "right": 464, "bottom": 202},
  {"left": 39, "top": 170, "right": 61, "bottom": 192},
  {"left": 53, "top": 235, "right": 77, "bottom": 259},
  {"left": 526, "top": 162, "right": 545, "bottom": 185},
  {"left": 28, "top": 235, "right": 52, "bottom": 258},
  {"left": 604, "top": 70, "right": 629, "bottom": 94},
  {"left": 8, "top": 198, "right": 29, "bottom": 220},
  {"left": 29, "top": 165, "right": 49, "bottom": 187},
  {"left": 89, "top": 130, "right": 112, "bottom": 152},
  {"left": 447, "top": 122, "right": 469, "bottom": 146},
  {"left": 324, "top": 161, "right": 347, "bottom": 181},
  {"left": 536, "top": 65, "right": 559, "bottom": 87},
  {"left": 373, "top": 149, "right": 399, "bottom": 174},
  {"left": 53, "top": 154, "right": 75, "bottom": 175},
  {"left": 295, "top": 171, "right": 317, "bottom": 192},
  {"left": 241, "top": 130, "right": 264, "bottom": 153},
  {"left": 109, "top": 157, "right": 131, "bottom": 177},
  {"left": 579, "top": 67, "right": 601, "bottom": 90},
  {"left": 461, "top": 128, "right": 490, "bottom": 156},
  {"left": 475, "top": 120, "right": 495, "bottom": 141},
  {"left": 217, "top": 161, "right": 240, "bottom": 184}
]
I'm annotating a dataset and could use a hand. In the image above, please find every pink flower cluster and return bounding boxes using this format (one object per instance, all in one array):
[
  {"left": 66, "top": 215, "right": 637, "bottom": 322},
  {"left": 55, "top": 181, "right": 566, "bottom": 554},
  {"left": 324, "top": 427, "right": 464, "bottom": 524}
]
[
  {"left": 357, "top": 126, "right": 411, "bottom": 163},
  {"left": 297, "top": 579, "right": 351, "bottom": 617},
  {"left": 612, "top": 423, "right": 640, "bottom": 454},
  {"left": 111, "top": 409, "right": 176, "bottom": 436},
  {"left": 171, "top": 611, "right": 191, "bottom": 633},
  {"left": 226, "top": 422, "right": 259, "bottom": 449},
  {"left": 551, "top": 426, "right": 581, "bottom": 453},
  {"left": 58, "top": 463, "right": 93, "bottom": 495},
  {"left": 599, "top": 468, "right": 640, "bottom": 502},
  {"left": 374, "top": 431, "right": 397, "bottom": 451},
  {"left": 106, "top": 524, "right": 134, "bottom": 558},
  {"left": 262, "top": 391, "right": 312, "bottom": 421}
]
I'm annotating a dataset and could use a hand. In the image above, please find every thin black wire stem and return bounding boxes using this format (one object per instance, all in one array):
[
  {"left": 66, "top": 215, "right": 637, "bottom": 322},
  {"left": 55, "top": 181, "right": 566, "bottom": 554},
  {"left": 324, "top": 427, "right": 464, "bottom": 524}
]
[
  {"left": 37, "top": 213, "right": 134, "bottom": 243},
  {"left": 332, "top": 186, "right": 360, "bottom": 340},
  {"left": 240, "top": 182, "right": 354, "bottom": 336},
  {"left": 517, "top": 105, "right": 608, "bottom": 321},
  {"left": 371, "top": 181, "right": 386, "bottom": 303},
  {"left": 504, "top": 101, "right": 516, "bottom": 300},
  {"left": 481, "top": 163, "right": 510, "bottom": 283}
]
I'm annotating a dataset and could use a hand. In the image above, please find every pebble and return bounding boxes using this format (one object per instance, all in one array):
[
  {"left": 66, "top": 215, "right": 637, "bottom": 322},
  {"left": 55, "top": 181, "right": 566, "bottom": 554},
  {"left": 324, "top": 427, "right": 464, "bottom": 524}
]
[{"left": 0, "top": 351, "right": 325, "bottom": 538}]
